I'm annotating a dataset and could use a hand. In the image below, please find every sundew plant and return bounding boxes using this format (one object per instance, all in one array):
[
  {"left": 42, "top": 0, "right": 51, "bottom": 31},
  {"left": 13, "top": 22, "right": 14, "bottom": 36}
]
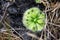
[
  {"left": 22, "top": 7, "right": 47, "bottom": 32},
  {"left": 35, "top": 0, "right": 41, "bottom": 3}
]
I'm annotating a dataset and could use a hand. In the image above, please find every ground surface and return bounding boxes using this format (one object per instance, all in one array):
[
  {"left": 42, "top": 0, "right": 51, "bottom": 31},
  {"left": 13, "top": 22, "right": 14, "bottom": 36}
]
[{"left": 0, "top": 0, "right": 60, "bottom": 40}]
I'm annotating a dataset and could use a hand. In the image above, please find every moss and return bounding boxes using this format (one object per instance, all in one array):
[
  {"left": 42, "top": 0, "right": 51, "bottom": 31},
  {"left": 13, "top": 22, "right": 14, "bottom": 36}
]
[{"left": 22, "top": 7, "right": 46, "bottom": 32}]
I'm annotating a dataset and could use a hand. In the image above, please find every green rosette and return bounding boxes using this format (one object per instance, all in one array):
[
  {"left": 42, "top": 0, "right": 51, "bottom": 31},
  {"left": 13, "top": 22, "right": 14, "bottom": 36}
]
[
  {"left": 22, "top": 7, "right": 46, "bottom": 32},
  {"left": 35, "top": 0, "right": 41, "bottom": 3}
]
